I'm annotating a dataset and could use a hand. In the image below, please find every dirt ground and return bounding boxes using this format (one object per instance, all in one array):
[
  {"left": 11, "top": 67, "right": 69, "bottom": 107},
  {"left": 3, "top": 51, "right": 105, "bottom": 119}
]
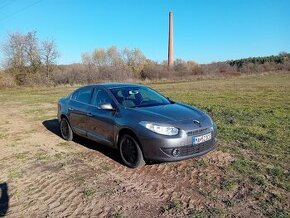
[{"left": 0, "top": 104, "right": 239, "bottom": 218}]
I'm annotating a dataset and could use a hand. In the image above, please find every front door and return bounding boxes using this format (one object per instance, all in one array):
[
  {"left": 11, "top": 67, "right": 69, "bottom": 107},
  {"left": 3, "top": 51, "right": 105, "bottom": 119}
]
[{"left": 85, "top": 88, "right": 116, "bottom": 146}]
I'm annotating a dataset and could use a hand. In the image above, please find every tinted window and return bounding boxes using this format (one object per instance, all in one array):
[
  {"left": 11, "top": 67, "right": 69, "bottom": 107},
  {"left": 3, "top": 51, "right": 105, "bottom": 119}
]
[
  {"left": 92, "top": 89, "right": 113, "bottom": 107},
  {"left": 110, "top": 86, "right": 170, "bottom": 108},
  {"left": 72, "top": 87, "right": 92, "bottom": 104}
]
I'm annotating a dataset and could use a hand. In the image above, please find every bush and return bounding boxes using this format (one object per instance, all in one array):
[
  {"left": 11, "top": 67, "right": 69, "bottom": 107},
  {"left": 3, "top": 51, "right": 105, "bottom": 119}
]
[
  {"left": 50, "top": 64, "right": 135, "bottom": 85},
  {"left": 202, "top": 63, "right": 239, "bottom": 76},
  {"left": 0, "top": 73, "right": 17, "bottom": 88},
  {"left": 140, "top": 63, "right": 171, "bottom": 80}
]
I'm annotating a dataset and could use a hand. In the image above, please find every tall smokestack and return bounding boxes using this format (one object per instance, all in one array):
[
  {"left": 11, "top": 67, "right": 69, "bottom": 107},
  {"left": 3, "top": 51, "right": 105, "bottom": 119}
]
[{"left": 168, "top": 11, "right": 174, "bottom": 67}]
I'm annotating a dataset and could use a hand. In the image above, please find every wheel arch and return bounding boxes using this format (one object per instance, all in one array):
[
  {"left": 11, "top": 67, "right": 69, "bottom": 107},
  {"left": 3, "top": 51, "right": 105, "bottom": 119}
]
[
  {"left": 117, "top": 128, "right": 143, "bottom": 151},
  {"left": 60, "top": 114, "right": 72, "bottom": 129},
  {"left": 60, "top": 114, "right": 69, "bottom": 121}
]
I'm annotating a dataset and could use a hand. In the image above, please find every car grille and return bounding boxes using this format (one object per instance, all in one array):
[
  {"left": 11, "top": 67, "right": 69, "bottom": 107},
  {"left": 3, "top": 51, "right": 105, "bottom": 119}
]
[
  {"left": 161, "top": 139, "right": 214, "bottom": 157},
  {"left": 179, "top": 140, "right": 213, "bottom": 156},
  {"left": 187, "top": 127, "right": 210, "bottom": 136}
]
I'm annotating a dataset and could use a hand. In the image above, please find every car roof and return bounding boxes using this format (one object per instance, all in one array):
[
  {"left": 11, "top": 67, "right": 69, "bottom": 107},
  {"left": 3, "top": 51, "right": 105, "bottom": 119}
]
[{"left": 96, "top": 82, "right": 146, "bottom": 89}]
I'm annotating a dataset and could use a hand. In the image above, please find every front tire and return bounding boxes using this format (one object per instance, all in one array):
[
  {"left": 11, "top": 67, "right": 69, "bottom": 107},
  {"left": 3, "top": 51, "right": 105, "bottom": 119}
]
[
  {"left": 119, "top": 134, "right": 145, "bottom": 168},
  {"left": 60, "top": 117, "right": 73, "bottom": 141}
]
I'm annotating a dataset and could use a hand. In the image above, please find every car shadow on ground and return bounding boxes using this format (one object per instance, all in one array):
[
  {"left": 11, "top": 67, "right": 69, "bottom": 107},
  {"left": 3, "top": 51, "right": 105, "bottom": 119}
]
[
  {"left": 42, "top": 119, "right": 124, "bottom": 166},
  {"left": 0, "top": 182, "right": 9, "bottom": 217}
]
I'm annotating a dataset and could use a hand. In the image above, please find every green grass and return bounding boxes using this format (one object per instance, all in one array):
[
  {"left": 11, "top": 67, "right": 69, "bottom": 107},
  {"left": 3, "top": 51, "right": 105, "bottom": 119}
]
[
  {"left": 0, "top": 72, "right": 289, "bottom": 216},
  {"left": 154, "top": 73, "right": 290, "bottom": 216},
  {"left": 153, "top": 74, "right": 290, "bottom": 179}
]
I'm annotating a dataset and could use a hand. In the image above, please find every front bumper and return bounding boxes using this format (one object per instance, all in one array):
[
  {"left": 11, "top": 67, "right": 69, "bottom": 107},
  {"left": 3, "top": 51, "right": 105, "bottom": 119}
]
[{"left": 138, "top": 127, "right": 217, "bottom": 162}]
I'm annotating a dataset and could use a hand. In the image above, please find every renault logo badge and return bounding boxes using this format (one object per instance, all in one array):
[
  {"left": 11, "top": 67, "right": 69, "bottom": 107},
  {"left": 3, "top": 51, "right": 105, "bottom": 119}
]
[{"left": 193, "top": 120, "right": 201, "bottom": 127}]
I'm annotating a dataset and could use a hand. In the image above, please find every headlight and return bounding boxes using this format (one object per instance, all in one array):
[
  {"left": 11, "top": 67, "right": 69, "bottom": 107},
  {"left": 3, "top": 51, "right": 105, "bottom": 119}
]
[{"left": 139, "top": 121, "right": 179, "bottom": 136}]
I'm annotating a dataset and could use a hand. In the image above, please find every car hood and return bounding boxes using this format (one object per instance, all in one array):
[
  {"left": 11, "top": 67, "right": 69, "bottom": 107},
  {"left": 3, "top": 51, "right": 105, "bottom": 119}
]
[{"left": 130, "top": 103, "right": 206, "bottom": 122}]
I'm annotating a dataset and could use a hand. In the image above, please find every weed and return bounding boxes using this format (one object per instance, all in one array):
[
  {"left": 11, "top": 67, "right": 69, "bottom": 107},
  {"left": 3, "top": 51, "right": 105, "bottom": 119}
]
[
  {"left": 189, "top": 209, "right": 206, "bottom": 218},
  {"left": 36, "top": 152, "right": 50, "bottom": 162},
  {"left": 220, "top": 178, "right": 237, "bottom": 191},
  {"left": 194, "top": 159, "right": 209, "bottom": 168},
  {"left": 113, "top": 212, "right": 122, "bottom": 218},
  {"left": 69, "top": 173, "right": 85, "bottom": 183},
  {"left": 57, "top": 141, "right": 71, "bottom": 147},
  {"left": 82, "top": 188, "right": 95, "bottom": 198},
  {"left": 54, "top": 152, "right": 66, "bottom": 159},
  {"left": 250, "top": 175, "right": 266, "bottom": 186},
  {"left": 15, "top": 152, "right": 29, "bottom": 160},
  {"left": 167, "top": 199, "right": 183, "bottom": 211},
  {"left": 8, "top": 169, "right": 22, "bottom": 179},
  {"left": 222, "top": 199, "right": 235, "bottom": 207},
  {"left": 206, "top": 207, "right": 224, "bottom": 217},
  {"left": 0, "top": 132, "right": 8, "bottom": 140},
  {"left": 100, "top": 164, "right": 112, "bottom": 172}
]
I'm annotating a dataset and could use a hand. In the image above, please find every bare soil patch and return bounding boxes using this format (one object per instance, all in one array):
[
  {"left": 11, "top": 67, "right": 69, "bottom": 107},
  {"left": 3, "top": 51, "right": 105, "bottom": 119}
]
[{"left": 0, "top": 105, "right": 234, "bottom": 217}]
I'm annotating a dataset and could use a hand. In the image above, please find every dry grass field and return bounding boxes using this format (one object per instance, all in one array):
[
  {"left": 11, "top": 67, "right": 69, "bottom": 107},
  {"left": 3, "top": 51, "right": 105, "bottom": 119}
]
[{"left": 0, "top": 72, "right": 289, "bottom": 217}]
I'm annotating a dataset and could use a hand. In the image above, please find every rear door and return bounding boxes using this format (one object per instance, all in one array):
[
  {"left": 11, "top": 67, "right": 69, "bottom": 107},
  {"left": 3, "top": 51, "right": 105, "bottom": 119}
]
[
  {"left": 85, "top": 87, "right": 116, "bottom": 146},
  {"left": 68, "top": 86, "right": 93, "bottom": 136}
]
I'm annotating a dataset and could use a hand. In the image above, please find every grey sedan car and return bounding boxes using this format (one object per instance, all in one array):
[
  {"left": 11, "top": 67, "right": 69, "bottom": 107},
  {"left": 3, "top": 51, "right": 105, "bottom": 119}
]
[{"left": 58, "top": 83, "right": 217, "bottom": 168}]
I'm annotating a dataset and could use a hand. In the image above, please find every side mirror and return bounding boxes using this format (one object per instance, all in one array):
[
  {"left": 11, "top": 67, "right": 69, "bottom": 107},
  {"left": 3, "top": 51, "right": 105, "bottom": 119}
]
[{"left": 99, "top": 103, "right": 115, "bottom": 111}]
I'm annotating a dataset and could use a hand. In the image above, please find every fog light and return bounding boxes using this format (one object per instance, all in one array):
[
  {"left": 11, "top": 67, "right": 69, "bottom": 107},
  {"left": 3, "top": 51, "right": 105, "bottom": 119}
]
[{"left": 172, "top": 148, "right": 180, "bottom": 157}]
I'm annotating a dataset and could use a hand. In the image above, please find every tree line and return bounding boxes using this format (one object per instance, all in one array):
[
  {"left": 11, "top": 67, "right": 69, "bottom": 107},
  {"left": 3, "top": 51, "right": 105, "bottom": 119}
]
[
  {"left": 0, "top": 31, "right": 289, "bottom": 87},
  {"left": 227, "top": 52, "right": 290, "bottom": 68}
]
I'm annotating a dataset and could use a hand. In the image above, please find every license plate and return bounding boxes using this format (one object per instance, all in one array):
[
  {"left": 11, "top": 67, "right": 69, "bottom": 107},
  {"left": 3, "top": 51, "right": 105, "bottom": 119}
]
[{"left": 193, "top": 133, "right": 212, "bottom": 145}]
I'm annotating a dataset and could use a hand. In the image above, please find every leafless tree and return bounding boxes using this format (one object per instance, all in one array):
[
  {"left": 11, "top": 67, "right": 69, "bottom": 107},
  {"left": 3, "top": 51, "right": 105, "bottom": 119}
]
[
  {"left": 92, "top": 48, "right": 107, "bottom": 67},
  {"left": 81, "top": 52, "right": 95, "bottom": 74},
  {"left": 2, "top": 32, "right": 26, "bottom": 70},
  {"left": 24, "top": 31, "right": 41, "bottom": 73},
  {"left": 2, "top": 31, "right": 41, "bottom": 73},
  {"left": 41, "top": 39, "right": 59, "bottom": 77},
  {"left": 106, "top": 46, "right": 123, "bottom": 66},
  {"left": 122, "top": 48, "right": 146, "bottom": 74}
]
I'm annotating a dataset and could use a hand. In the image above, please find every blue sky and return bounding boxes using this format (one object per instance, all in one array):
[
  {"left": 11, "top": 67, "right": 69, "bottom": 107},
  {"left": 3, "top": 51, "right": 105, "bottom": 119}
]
[{"left": 0, "top": 0, "right": 289, "bottom": 64}]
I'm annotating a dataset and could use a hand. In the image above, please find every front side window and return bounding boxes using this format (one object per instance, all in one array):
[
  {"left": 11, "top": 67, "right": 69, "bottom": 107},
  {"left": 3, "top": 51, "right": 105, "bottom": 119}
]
[
  {"left": 92, "top": 89, "right": 113, "bottom": 107},
  {"left": 72, "top": 87, "right": 92, "bottom": 104},
  {"left": 110, "top": 86, "right": 170, "bottom": 108}
]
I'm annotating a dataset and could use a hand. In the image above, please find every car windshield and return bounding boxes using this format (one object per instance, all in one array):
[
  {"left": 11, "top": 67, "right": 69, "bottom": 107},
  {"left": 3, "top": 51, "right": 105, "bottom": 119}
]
[{"left": 110, "top": 86, "right": 171, "bottom": 108}]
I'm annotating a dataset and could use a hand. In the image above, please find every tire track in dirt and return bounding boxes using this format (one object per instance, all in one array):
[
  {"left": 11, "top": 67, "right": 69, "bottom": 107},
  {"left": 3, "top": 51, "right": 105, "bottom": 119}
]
[
  {"left": 4, "top": 151, "right": 167, "bottom": 217},
  {"left": 1, "top": 105, "right": 234, "bottom": 217},
  {"left": 107, "top": 150, "right": 234, "bottom": 211}
]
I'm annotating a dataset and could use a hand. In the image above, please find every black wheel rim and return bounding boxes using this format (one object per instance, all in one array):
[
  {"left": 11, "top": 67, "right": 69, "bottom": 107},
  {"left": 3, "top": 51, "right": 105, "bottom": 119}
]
[
  {"left": 61, "top": 120, "right": 69, "bottom": 138},
  {"left": 121, "top": 137, "right": 138, "bottom": 165}
]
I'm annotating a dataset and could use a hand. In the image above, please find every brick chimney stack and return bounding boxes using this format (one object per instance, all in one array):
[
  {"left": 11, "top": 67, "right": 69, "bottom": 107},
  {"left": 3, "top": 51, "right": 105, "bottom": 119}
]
[{"left": 168, "top": 11, "right": 174, "bottom": 67}]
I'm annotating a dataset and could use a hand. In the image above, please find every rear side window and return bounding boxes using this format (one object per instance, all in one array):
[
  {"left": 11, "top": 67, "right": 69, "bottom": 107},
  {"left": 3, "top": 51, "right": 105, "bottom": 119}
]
[{"left": 72, "top": 87, "right": 92, "bottom": 104}]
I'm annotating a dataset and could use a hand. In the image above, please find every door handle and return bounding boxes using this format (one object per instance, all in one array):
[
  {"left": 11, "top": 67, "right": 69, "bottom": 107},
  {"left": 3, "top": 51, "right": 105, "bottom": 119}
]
[
  {"left": 68, "top": 107, "right": 74, "bottom": 111},
  {"left": 86, "top": 112, "right": 93, "bottom": 117}
]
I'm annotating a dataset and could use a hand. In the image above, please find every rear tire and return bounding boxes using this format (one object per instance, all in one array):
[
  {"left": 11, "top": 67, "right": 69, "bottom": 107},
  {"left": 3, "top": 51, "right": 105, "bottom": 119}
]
[
  {"left": 60, "top": 117, "right": 73, "bottom": 141},
  {"left": 119, "top": 134, "right": 145, "bottom": 168}
]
